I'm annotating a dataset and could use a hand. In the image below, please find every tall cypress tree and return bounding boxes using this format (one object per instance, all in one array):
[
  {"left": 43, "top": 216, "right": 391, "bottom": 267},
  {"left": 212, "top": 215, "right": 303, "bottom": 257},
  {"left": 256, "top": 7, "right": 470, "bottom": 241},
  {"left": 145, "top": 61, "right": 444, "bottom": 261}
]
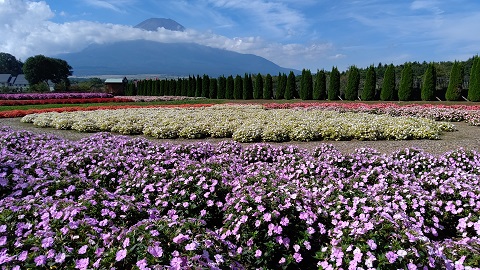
[
  {"left": 313, "top": 69, "right": 326, "bottom": 100},
  {"left": 468, "top": 56, "right": 480, "bottom": 101},
  {"left": 254, "top": 73, "right": 263, "bottom": 99},
  {"left": 381, "top": 64, "right": 396, "bottom": 101},
  {"left": 217, "top": 76, "right": 226, "bottom": 99},
  {"left": 446, "top": 61, "right": 464, "bottom": 101},
  {"left": 209, "top": 78, "right": 218, "bottom": 99},
  {"left": 264, "top": 73, "right": 273, "bottom": 99},
  {"left": 345, "top": 66, "right": 360, "bottom": 100},
  {"left": 276, "top": 72, "right": 286, "bottom": 99},
  {"left": 300, "top": 69, "right": 313, "bottom": 100},
  {"left": 362, "top": 65, "right": 376, "bottom": 101},
  {"left": 226, "top": 75, "right": 234, "bottom": 99},
  {"left": 159, "top": 80, "right": 166, "bottom": 96},
  {"left": 328, "top": 67, "right": 340, "bottom": 100},
  {"left": 421, "top": 62, "right": 436, "bottom": 101},
  {"left": 243, "top": 73, "right": 253, "bottom": 100},
  {"left": 398, "top": 63, "right": 414, "bottom": 101},
  {"left": 187, "top": 76, "right": 195, "bottom": 97},
  {"left": 285, "top": 71, "right": 295, "bottom": 100},
  {"left": 195, "top": 75, "right": 202, "bottom": 97},
  {"left": 234, "top": 75, "right": 243, "bottom": 99},
  {"left": 202, "top": 75, "right": 210, "bottom": 98}
]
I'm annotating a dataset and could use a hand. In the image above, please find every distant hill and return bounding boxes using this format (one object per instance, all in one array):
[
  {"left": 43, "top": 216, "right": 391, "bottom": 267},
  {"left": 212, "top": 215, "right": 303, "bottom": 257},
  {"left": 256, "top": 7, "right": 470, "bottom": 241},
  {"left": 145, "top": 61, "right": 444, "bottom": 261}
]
[
  {"left": 134, "top": 18, "right": 185, "bottom": 32},
  {"left": 56, "top": 39, "right": 296, "bottom": 77}
]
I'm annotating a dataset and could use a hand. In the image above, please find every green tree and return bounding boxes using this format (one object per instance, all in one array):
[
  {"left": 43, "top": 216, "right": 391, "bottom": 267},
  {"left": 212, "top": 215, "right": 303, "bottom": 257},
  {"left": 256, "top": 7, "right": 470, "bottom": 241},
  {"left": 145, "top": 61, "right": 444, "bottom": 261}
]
[
  {"left": 398, "top": 63, "right": 414, "bottom": 101},
  {"left": 468, "top": 56, "right": 480, "bottom": 101},
  {"left": 217, "top": 76, "right": 226, "bottom": 99},
  {"left": 285, "top": 71, "right": 296, "bottom": 100},
  {"left": 234, "top": 75, "right": 243, "bottom": 99},
  {"left": 226, "top": 75, "right": 234, "bottom": 99},
  {"left": 0, "top": 52, "right": 23, "bottom": 76},
  {"left": 202, "top": 74, "right": 210, "bottom": 98},
  {"left": 209, "top": 78, "right": 218, "bottom": 99},
  {"left": 254, "top": 73, "right": 263, "bottom": 99},
  {"left": 23, "top": 55, "right": 72, "bottom": 88},
  {"left": 264, "top": 73, "right": 273, "bottom": 99},
  {"left": 421, "top": 62, "right": 437, "bottom": 101},
  {"left": 313, "top": 69, "right": 326, "bottom": 100},
  {"left": 243, "top": 73, "right": 253, "bottom": 100},
  {"left": 276, "top": 72, "right": 286, "bottom": 99},
  {"left": 328, "top": 67, "right": 340, "bottom": 100},
  {"left": 445, "top": 61, "right": 464, "bottom": 101},
  {"left": 187, "top": 76, "right": 196, "bottom": 97},
  {"left": 300, "top": 69, "right": 313, "bottom": 100},
  {"left": 345, "top": 66, "right": 360, "bottom": 100},
  {"left": 380, "top": 64, "right": 396, "bottom": 101},
  {"left": 195, "top": 75, "right": 202, "bottom": 97},
  {"left": 362, "top": 65, "right": 376, "bottom": 101}
]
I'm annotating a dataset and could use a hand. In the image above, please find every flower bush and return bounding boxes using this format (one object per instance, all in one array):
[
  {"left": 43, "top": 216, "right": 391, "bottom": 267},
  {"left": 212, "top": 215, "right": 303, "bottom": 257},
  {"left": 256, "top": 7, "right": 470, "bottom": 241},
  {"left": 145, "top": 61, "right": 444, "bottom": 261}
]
[
  {"left": 0, "top": 98, "right": 132, "bottom": 106},
  {"left": 0, "top": 93, "right": 113, "bottom": 100},
  {"left": 21, "top": 105, "right": 455, "bottom": 142},
  {"left": 0, "top": 129, "right": 479, "bottom": 269}
]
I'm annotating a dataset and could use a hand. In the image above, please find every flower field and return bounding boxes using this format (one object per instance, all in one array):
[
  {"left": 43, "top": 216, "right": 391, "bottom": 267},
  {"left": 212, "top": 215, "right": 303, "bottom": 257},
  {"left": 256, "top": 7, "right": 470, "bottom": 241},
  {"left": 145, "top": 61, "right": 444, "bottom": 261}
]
[
  {"left": 0, "top": 93, "right": 114, "bottom": 100},
  {"left": 0, "top": 98, "right": 132, "bottom": 106},
  {"left": 20, "top": 105, "right": 456, "bottom": 142},
  {"left": 0, "top": 128, "right": 479, "bottom": 269}
]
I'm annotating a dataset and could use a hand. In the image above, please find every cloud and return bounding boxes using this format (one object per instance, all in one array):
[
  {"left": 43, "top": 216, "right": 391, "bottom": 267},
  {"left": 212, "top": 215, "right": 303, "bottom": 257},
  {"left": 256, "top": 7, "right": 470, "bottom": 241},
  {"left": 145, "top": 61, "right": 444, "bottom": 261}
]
[
  {"left": 0, "top": 0, "right": 333, "bottom": 70},
  {"left": 81, "top": 0, "right": 136, "bottom": 12}
]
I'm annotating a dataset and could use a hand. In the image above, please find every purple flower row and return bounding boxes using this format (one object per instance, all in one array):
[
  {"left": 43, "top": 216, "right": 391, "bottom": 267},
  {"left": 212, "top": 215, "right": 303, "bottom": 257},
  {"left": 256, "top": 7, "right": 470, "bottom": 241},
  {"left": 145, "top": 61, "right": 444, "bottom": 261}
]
[
  {"left": 1, "top": 128, "right": 479, "bottom": 269},
  {"left": 0, "top": 93, "right": 113, "bottom": 100}
]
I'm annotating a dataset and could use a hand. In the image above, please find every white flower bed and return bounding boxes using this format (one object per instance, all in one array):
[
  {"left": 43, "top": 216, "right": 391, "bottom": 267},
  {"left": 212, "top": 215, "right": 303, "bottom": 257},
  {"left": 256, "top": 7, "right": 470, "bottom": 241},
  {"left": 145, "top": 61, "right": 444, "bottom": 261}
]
[{"left": 21, "top": 105, "right": 455, "bottom": 142}]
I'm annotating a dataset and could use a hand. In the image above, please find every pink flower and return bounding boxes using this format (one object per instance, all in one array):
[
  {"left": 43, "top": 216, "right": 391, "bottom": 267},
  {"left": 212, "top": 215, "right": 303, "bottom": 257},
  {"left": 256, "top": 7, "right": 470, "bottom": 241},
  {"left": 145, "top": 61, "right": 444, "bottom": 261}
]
[
  {"left": 255, "top": 249, "right": 262, "bottom": 257},
  {"left": 293, "top": 252, "right": 303, "bottom": 263},
  {"left": 148, "top": 245, "right": 163, "bottom": 258},
  {"left": 78, "top": 245, "right": 88, "bottom": 255},
  {"left": 75, "top": 258, "right": 89, "bottom": 270},
  {"left": 55, "top": 252, "right": 65, "bottom": 263},
  {"left": 115, "top": 249, "right": 127, "bottom": 261}
]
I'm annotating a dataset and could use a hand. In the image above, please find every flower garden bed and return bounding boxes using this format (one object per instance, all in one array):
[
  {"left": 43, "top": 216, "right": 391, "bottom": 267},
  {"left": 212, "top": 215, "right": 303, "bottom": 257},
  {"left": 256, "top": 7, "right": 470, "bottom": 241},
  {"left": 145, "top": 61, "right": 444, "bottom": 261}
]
[
  {"left": 0, "top": 93, "right": 113, "bottom": 100},
  {"left": 0, "top": 129, "right": 479, "bottom": 269},
  {"left": 0, "top": 98, "right": 132, "bottom": 106},
  {"left": 20, "top": 105, "right": 455, "bottom": 142}
]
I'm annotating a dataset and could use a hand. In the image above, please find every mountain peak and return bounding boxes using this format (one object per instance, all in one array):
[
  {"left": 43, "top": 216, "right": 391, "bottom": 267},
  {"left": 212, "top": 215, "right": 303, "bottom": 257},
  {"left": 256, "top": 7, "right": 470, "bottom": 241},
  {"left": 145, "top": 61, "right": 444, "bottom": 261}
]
[{"left": 134, "top": 18, "right": 185, "bottom": 32}]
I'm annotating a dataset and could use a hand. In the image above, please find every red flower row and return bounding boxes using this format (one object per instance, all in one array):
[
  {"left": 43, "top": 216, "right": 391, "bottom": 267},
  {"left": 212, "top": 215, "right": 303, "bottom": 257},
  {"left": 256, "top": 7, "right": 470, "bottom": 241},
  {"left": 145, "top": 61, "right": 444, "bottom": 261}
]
[
  {"left": 0, "top": 98, "right": 133, "bottom": 106},
  {"left": 262, "top": 102, "right": 480, "bottom": 110},
  {"left": 0, "top": 103, "right": 214, "bottom": 118}
]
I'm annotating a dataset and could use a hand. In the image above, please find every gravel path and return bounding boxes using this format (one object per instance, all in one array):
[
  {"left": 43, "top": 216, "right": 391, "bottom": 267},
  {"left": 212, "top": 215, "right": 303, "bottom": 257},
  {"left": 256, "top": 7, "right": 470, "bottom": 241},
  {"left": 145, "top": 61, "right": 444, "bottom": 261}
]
[{"left": 1, "top": 117, "right": 479, "bottom": 156}]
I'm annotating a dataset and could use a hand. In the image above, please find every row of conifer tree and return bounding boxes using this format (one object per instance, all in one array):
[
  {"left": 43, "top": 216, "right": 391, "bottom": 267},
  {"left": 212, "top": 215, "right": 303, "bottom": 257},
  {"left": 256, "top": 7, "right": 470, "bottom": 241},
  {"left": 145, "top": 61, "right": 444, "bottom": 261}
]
[{"left": 125, "top": 55, "right": 480, "bottom": 101}]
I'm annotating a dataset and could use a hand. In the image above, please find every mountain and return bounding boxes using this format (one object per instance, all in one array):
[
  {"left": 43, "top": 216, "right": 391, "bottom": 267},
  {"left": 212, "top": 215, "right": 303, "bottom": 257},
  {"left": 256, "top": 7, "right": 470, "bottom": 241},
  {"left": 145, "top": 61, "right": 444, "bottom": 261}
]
[
  {"left": 56, "top": 40, "right": 296, "bottom": 77},
  {"left": 134, "top": 18, "right": 185, "bottom": 32}
]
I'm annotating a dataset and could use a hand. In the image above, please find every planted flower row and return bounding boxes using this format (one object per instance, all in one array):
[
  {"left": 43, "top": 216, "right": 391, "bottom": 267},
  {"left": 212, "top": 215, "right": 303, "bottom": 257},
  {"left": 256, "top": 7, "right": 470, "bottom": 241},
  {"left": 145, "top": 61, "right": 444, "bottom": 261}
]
[
  {"left": 0, "top": 129, "right": 479, "bottom": 269},
  {"left": 263, "top": 102, "right": 480, "bottom": 126},
  {"left": 0, "top": 93, "right": 114, "bottom": 100},
  {"left": 0, "top": 97, "right": 132, "bottom": 106},
  {"left": 21, "top": 105, "right": 455, "bottom": 142}
]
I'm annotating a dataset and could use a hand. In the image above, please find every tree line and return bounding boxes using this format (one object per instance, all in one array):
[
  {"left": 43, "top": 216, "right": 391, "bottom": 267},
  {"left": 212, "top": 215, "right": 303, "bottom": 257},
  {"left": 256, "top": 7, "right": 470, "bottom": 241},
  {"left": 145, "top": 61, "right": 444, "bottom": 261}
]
[{"left": 126, "top": 55, "right": 480, "bottom": 102}]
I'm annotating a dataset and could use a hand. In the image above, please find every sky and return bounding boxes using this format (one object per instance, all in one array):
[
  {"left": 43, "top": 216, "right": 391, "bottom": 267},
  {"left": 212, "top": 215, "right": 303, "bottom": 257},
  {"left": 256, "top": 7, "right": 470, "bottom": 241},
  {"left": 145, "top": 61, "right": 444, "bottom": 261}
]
[{"left": 1, "top": 0, "right": 480, "bottom": 72}]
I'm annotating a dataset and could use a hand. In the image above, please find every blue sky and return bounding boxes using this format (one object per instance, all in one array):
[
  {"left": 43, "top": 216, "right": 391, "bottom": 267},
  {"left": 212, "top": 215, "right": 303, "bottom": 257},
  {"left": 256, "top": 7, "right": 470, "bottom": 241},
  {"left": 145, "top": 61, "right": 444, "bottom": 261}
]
[{"left": 1, "top": 0, "right": 480, "bottom": 72}]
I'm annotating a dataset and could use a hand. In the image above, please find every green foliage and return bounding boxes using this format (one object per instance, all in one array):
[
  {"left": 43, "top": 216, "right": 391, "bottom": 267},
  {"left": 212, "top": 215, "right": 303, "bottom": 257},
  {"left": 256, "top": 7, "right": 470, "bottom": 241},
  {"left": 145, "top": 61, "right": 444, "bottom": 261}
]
[
  {"left": 328, "top": 67, "right": 340, "bottom": 100},
  {"left": 217, "top": 76, "right": 226, "bottom": 99},
  {"left": 264, "top": 73, "right": 273, "bottom": 99},
  {"left": 275, "top": 73, "right": 287, "bottom": 99},
  {"left": 380, "top": 64, "right": 396, "bottom": 101},
  {"left": 285, "top": 71, "right": 295, "bottom": 100},
  {"left": 243, "top": 73, "right": 253, "bottom": 100},
  {"left": 187, "top": 76, "right": 196, "bottom": 97},
  {"left": 28, "top": 82, "right": 50, "bottom": 93},
  {"left": 345, "top": 66, "right": 360, "bottom": 100},
  {"left": 468, "top": 56, "right": 480, "bottom": 102},
  {"left": 202, "top": 75, "right": 210, "bottom": 98},
  {"left": 421, "top": 62, "right": 437, "bottom": 101},
  {"left": 209, "top": 78, "right": 218, "bottom": 99},
  {"left": 398, "top": 63, "right": 414, "bottom": 101},
  {"left": 313, "top": 69, "right": 326, "bottom": 100},
  {"left": 195, "top": 75, "right": 202, "bottom": 97},
  {"left": 23, "top": 55, "right": 72, "bottom": 87},
  {"left": 226, "top": 75, "right": 234, "bottom": 99},
  {"left": 362, "top": 65, "right": 376, "bottom": 101},
  {"left": 234, "top": 75, "right": 243, "bottom": 99},
  {"left": 254, "top": 73, "right": 263, "bottom": 99},
  {"left": 0, "top": 52, "right": 23, "bottom": 76},
  {"left": 445, "top": 61, "right": 464, "bottom": 101},
  {"left": 300, "top": 69, "right": 313, "bottom": 100}
]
